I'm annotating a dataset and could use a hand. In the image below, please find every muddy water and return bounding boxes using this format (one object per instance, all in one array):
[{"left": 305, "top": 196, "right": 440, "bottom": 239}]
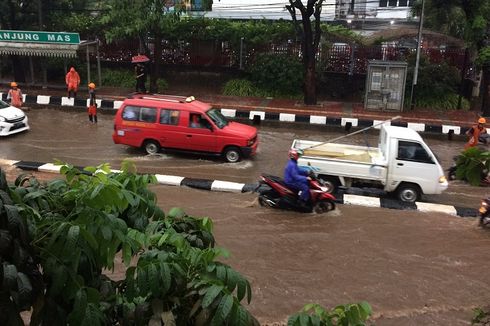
[
  {"left": 150, "top": 186, "right": 490, "bottom": 325},
  {"left": 2, "top": 107, "right": 487, "bottom": 207},
  {"left": 2, "top": 107, "right": 490, "bottom": 325}
]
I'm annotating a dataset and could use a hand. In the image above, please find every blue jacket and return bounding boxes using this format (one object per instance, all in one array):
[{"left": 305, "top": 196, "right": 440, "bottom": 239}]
[{"left": 284, "top": 159, "right": 309, "bottom": 185}]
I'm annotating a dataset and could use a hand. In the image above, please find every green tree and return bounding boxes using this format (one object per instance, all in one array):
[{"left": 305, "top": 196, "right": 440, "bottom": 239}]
[
  {"left": 286, "top": 0, "right": 324, "bottom": 105},
  {"left": 414, "top": 0, "right": 490, "bottom": 112},
  {"left": 101, "top": 0, "right": 185, "bottom": 93}
]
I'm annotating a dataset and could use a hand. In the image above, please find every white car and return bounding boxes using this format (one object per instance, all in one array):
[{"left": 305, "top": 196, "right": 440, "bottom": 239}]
[{"left": 0, "top": 100, "right": 30, "bottom": 136}]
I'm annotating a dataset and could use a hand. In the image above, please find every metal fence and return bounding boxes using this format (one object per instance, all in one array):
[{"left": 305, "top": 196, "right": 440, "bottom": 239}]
[{"left": 96, "top": 39, "right": 467, "bottom": 74}]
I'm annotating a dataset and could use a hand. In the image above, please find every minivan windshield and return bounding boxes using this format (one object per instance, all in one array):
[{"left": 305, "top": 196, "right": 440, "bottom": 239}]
[
  {"left": 0, "top": 100, "right": 10, "bottom": 109},
  {"left": 206, "top": 108, "right": 229, "bottom": 129}
]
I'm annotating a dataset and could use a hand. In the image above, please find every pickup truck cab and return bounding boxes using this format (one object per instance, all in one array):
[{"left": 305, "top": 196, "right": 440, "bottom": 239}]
[
  {"left": 112, "top": 94, "right": 258, "bottom": 162},
  {"left": 292, "top": 125, "right": 448, "bottom": 203}
]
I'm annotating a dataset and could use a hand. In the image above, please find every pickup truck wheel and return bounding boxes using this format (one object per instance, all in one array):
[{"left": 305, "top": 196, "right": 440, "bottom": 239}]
[
  {"left": 223, "top": 147, "right": 241, "bottom": 163},
  {"left": 144, "top": 140, "right": 160, "bottom": 155},
  {"left": 397, "top": 185, "right": 420, "bottom": 203},
  {"left": 319, "top": 176, "right": 339, "bottom": 194}
]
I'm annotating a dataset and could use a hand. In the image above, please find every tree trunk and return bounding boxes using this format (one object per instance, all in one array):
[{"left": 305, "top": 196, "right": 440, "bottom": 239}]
[
  {"left": 482, "top": 64, "right": 490, "bottom": 117},
  {"left": 302, "top": 16, "right": 317, "bottom": 105},
  {"left": 304, "top": 62, "right": 317, "bottom": 105},
  {"left": 150, "top": 34, "right": 162, "bottom": 93}
]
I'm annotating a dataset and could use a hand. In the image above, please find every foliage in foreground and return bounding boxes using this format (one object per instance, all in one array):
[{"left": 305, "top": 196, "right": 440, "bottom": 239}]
[
  {"left": 472, "top": 306, "right": 490, "bottom": 325},
  {"left": 455, "top": 147, "right": 490, "bottom": 186},
  {"left": 0, "top": 162, "right": 373, "bottom": 325},
  {"left": 0, "top": 162, "right": 256, "bottom": 325},
  {"left": 288, "top": 302, "right": 372, "bottom": 326}
]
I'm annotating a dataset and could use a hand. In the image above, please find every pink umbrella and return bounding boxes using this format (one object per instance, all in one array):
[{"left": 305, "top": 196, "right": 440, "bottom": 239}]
[{"left": 131, "top": 54, "right": 150, "bottom": 63}]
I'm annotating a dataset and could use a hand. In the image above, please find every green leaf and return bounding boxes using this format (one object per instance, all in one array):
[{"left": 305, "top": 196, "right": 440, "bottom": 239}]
[
  {"left": 2, "top": 263, "right": 18, "bottom": 290},
  {"left": 202, "top": 285, "right": 224, "bottom": 308},
  {"left": 167, "top": 207, "right": 185, "bottom": 219},
  {"left": 217, "top": 294, "right": 234, "bottom": 321},
  {"left": 80, "top": 227, "right": 98, "bottom": 249},
  {"left": 122, "top": 242, "right": 132, "bottom": 266}
]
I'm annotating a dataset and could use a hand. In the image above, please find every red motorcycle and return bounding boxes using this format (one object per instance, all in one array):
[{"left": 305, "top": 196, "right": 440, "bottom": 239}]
[{"left": 257, "top": 173, "right": 336, "bottom": 213}]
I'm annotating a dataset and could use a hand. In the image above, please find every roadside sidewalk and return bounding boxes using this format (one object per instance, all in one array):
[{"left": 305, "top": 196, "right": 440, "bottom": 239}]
[{"left": 1, "top": 84, "right": 482, "bottom": 135}]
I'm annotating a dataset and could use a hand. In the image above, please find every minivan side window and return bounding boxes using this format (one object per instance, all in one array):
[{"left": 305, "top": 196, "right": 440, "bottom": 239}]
[
  {"left": 160, "top": 109, "right": 180, "bottom": 125},
  {"left": 397, "top": 141, "right": 434, "bottom": 164},
  {"left": 140, "top": 107, "right": 157, "bottom": 123},
  {"left": 122, "top": 106, "right": 140, "bottom": 121}
]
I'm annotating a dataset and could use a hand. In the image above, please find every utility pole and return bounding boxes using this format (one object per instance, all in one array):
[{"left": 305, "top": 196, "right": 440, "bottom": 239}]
[{"left": 409, "top": 0, "right": 425, "bottom": 110}]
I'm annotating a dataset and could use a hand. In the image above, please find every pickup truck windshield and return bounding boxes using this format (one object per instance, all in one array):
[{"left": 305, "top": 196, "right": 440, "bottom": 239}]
[
  {"left": 206, "top": 108, "right": 229, "bottom": 129},
  {"left": 0, "top": 100, "right": 10, "bottom": 109}
]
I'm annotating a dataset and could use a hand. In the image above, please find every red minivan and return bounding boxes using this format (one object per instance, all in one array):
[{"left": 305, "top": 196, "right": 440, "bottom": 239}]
[{"left": 112, "top": 94, "right": 258, "bottom": 163}]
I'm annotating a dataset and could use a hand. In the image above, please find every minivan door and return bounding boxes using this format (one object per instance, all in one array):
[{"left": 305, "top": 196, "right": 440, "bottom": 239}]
[
  {"left": 388, "top": 139, "right": 439, "bottom": 192},
  {"left": 184, "top": 112, "right": 218, "bottom": 153}
]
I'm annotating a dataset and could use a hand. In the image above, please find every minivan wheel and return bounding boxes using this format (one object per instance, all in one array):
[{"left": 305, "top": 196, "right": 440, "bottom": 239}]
[
  {"left": 223, "top": 147, "right": 241, "bottom": 163},
  {"left": 144, "top": 140, "right": 160, "bottom": 155},
  {"left": 396, "top": 184, "right": 420, "bottom": 203}
]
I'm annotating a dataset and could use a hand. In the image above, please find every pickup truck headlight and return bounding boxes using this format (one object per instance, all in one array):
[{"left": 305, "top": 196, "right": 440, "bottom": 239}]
[{"left": 439, "top": 176, "right": 447, "bottom": 183}]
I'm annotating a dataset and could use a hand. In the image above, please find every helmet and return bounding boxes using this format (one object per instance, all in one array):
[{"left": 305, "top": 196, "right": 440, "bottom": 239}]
[
  {"left": 10, "top": 82, "right": 17, "bottom": 87},
  {"left": 478, "top": 117, "right": 486, "bottom": 124},
  {"left": 288, "top": 148, "right": 304, "bottom": 160},
  {"left": 88, "top": 82, "right": 96, "bottom": 89}
]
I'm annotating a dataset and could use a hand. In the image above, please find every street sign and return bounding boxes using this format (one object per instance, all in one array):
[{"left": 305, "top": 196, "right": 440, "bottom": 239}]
[{"left": 0, "top": 30, "right": 80, "bottom": 44}]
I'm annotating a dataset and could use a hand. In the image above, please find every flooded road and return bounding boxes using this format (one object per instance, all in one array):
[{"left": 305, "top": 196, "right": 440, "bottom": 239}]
[
  {"left": 1, "top": 107, "right": 487, "bottom": 207},
  {"left": 149, "top": 186, "right": 490, "bottom": 325},
  {"left": 2, "top": 107, "right": 490, "bottom": 324}
]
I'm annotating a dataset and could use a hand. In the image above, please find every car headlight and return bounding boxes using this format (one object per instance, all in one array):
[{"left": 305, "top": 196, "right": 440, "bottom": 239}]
[
  {"left": 0, "top": 116, "right": 5, "bottom": 122},
  {"left": 439, "top": 176, "right": 447, "bottom": 183}
]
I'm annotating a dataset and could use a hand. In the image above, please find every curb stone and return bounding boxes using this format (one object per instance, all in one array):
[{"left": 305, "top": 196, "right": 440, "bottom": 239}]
[
  {"left": 4, "top": 159, "right": 478, "bottom": 218},
  {"left": 0, "top": 92, "right": 473, "bottom": 136}
]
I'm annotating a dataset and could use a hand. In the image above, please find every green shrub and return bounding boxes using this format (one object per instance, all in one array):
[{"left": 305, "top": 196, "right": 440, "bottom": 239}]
[
  {"left": 222, "top": 79, "right": 261, "bottom": 97},
  {"left": 413, "top": 93, "right": 470, "bottom": 110},
  {"left": 100, "top": 68, "right": 168, "bottom": 91},
  {"left": 0, "top": 162, "right": 257, "bottom": 325},
  {"left": 406, "top": 55, "right": 469, "bottom": 110},
  {"left": 248, "top": 54, "right": 303, "bottom": 97},
  {"left": 288, "top": 302, "right": 372, "bottom": 326},
  {"left": 455, "top": 147, "right": 490, "bottom": 186}
]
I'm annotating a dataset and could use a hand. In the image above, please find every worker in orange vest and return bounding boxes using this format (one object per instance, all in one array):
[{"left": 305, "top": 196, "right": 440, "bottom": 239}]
[
  {"left": 65, "top": 67, "right": 80, "bottom": 99},
  {"left": 465, "top": 117, "right": 488, "bottom": 149},
  {"left": 7, "top": 82, "right": 23, "bottom": 108}
]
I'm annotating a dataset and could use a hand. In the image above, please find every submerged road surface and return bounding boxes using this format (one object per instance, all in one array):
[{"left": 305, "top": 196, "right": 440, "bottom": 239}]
[
  {"left": 1, "top": 107, "right": 490, "bottom": 324},
  {"left": 1, "top": 107, "right": 488, "bottom": 207}
]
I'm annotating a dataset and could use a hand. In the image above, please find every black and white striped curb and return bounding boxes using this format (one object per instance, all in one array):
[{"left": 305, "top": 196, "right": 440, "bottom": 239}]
[
  {"left": 1, "top": 159, "right": 477, "bottom": 218},
  {"left": 0, "top": 92, "right": 472, "bottom": 136}
]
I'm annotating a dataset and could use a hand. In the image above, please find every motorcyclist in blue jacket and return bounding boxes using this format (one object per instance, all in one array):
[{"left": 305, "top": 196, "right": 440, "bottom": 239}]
[{"left": 284, "top": 148, "right": 311, "bottom": 206}]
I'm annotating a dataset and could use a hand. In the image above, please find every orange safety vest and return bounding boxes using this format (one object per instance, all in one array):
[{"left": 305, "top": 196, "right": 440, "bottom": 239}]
[
  {"left": 8, "top": 88, "right": 23, "bottom": 108},
  {"left": 465, "top": 125, "right": 484, "bottom": 149}
]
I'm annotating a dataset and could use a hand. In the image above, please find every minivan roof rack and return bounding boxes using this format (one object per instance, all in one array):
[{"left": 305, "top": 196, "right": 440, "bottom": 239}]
[{"left": 130, "top": 93, "right": 196, "bottom": 103}]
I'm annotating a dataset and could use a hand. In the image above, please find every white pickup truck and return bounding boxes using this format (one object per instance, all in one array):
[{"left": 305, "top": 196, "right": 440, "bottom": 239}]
[{"left": 292, "top": 125, "right": 448, "bottom": 203}]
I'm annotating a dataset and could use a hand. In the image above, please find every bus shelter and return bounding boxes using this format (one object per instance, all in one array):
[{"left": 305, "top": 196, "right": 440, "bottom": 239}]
[{"left": 0, "top": 30, "right": 101, "bottom": 87}]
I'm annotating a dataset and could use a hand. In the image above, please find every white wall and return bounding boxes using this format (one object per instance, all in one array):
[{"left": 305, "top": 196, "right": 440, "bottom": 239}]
[{"left": 210, "top": 0, "right": 336, "bottom": 21}]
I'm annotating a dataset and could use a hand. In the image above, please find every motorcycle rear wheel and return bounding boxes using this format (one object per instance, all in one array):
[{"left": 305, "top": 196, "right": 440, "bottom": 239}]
[{"left": 313, "top": 200, "right": 335, "bottom": 214}]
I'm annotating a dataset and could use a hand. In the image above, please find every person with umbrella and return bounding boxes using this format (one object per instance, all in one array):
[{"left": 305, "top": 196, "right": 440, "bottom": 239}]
[{"left": 133, "top": 54, "right": 149, "bottom": 93}]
